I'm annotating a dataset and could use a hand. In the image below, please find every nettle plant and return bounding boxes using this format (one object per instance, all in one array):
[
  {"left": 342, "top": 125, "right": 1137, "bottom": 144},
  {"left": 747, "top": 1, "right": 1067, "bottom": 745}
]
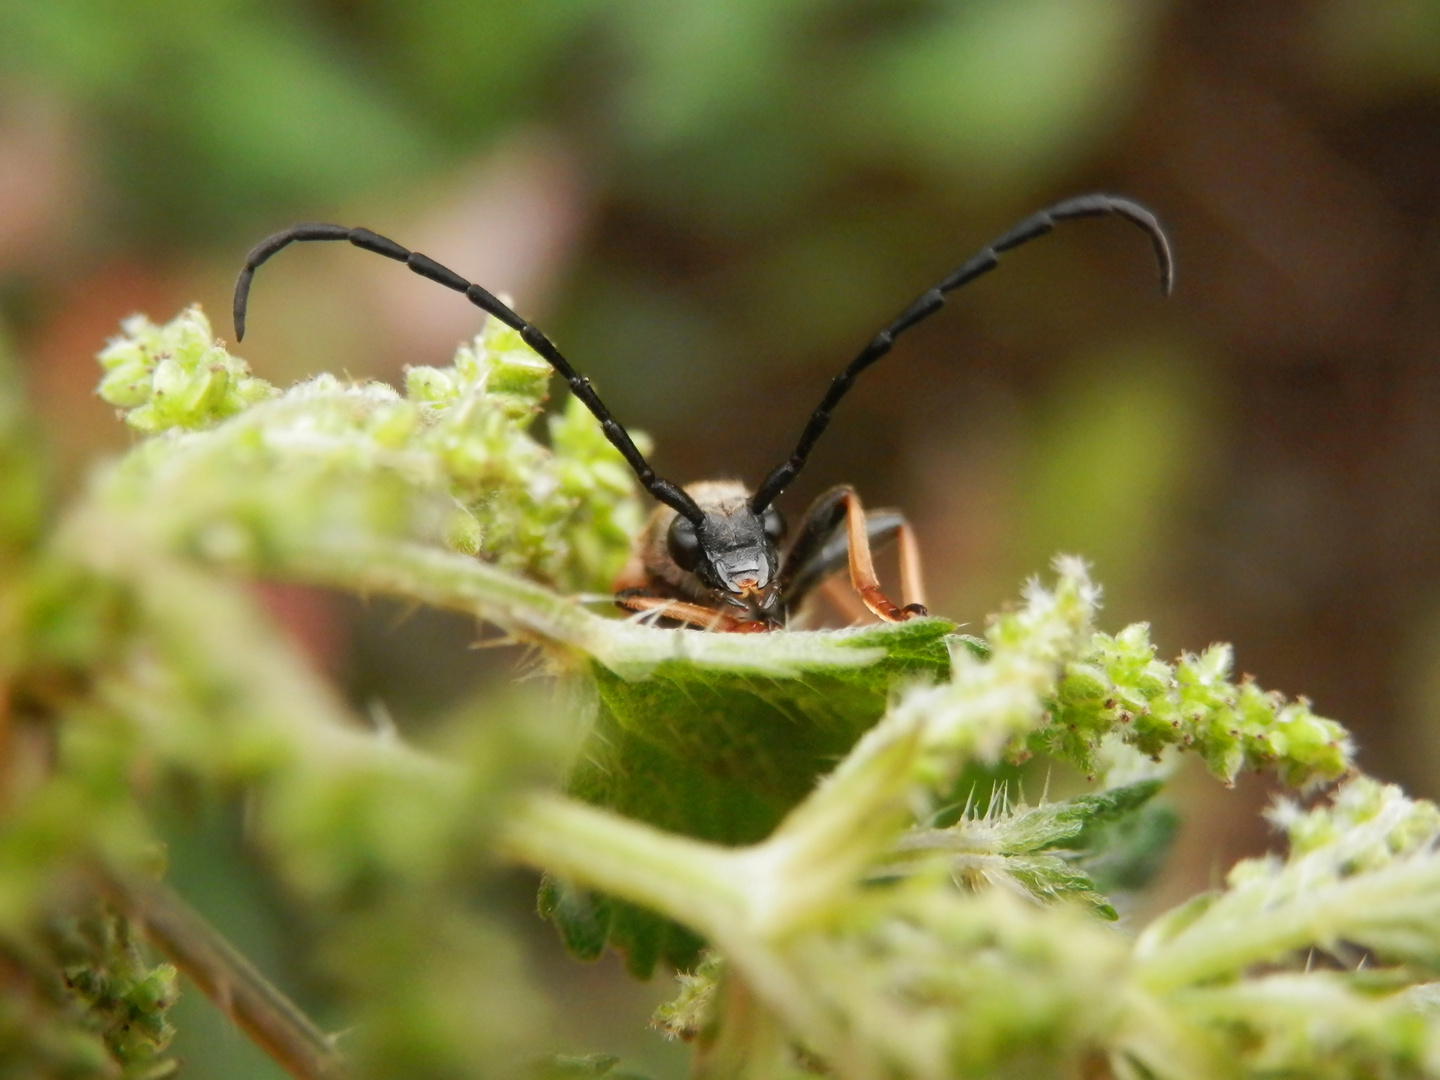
[{"left": 3, "top": 304, "right": 1440, "bottom": 1080}]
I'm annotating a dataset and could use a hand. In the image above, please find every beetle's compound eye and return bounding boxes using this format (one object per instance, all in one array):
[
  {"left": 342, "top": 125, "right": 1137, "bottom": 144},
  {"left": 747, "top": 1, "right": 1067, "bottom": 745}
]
[
  {"left": 666, "top": 515, "right": 701, "bottom": 572},
  {"left": 762, "top": 506, "right": 785, "bottom": 544}
]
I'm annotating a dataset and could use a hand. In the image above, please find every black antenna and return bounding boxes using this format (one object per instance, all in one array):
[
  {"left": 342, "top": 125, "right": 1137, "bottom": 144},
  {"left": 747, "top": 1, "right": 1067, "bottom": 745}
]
[
  {"left": 233, "top": 224, "right": 705, "bottom": 525},
  {"left": 749, "top": 194, "right": 1174, "bottom": 512}
]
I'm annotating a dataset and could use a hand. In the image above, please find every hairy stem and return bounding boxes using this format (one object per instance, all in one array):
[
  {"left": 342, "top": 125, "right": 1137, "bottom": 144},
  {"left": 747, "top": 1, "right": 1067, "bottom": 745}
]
[
  {"left": 1135, "top": 857, "right": 1440, "bottom": 992},
  {"left": 501, "top": 792, "right": 748, "bottom": 935}
]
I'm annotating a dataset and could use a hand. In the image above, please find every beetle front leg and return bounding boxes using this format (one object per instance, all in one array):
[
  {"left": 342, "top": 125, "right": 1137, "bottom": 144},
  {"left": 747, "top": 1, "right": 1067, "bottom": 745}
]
[
  {"left": 894, "top": 514, "right": 927, "bottom": 614},
  {"left": 780, "top": 486, "right": 927, "bottom": 623},
  {"left": 614, "top": 591, "right": 770, "bottom": 633},
  {"left": 839, "top": 488, "right": 927, "bottom": 622}
]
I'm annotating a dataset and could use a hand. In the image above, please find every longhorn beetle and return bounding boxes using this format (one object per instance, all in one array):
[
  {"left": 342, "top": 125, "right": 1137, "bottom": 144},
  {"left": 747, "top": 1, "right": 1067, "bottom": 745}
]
[{"left": 234, "top": 193, "right": 1173, "bottom": 632}]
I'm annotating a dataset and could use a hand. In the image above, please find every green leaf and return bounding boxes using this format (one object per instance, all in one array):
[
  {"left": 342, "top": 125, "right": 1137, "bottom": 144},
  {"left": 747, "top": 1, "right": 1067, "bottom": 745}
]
[
  {"left": 1001, "top": 779, "right": 1164, "bottom": 853},
  {"left": 549, "top": 617, "right": 954, "bottom": 975},
  {"left": 991, "top": 781, "right": 1178, "bottom": 918},
  {"left": 898, "top": 780, "right": 1169, "bottom": 923},
  {"left": 1076, "top": 796, "right": 1179, "bottom": 895},
  {"left": 1004, "top": 854, "right": 1119, "bottom": 920}
]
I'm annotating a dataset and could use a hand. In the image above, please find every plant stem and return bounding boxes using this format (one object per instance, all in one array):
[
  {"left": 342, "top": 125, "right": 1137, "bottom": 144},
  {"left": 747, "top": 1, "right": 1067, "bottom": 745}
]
[
  {"left": 500, "top": 794, "right": 849, "bottom": 1061},
  {"left": 501, "top": 792, "right": 749, "bottom": 936},
  {"left": 1134, "top": 857, "right": 1440, "bottom": 992},
  {"left": 280, "top": 539, "right": 606, "bottom": 657}
]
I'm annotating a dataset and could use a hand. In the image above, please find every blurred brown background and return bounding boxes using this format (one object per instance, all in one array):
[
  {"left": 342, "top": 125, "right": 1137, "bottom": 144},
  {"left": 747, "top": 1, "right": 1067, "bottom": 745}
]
[{"left": 3, "top": 0, "right": 1440, "bottom": 1075}]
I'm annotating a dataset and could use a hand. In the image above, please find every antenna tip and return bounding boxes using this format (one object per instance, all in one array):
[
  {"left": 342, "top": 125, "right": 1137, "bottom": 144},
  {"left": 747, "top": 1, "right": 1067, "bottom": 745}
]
[
  {"left": 1152, "top": 231, "right": 1176, "bottom": 298},
  {"left": 233, "top": 272, "right": 252, "bottom": 342}
]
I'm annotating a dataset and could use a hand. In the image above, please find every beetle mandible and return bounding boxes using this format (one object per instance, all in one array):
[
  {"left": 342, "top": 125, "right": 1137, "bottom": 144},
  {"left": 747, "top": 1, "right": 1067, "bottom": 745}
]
[{"left": 233, "top": 193, "right": 1173, "bottom": 632}]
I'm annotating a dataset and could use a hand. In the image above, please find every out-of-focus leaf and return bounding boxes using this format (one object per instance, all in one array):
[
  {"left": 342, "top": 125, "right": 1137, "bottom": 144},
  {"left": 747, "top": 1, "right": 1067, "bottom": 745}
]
[
  {"left": 374, "top": 0, "right": 600, "bottom": 135},
  {"left": 0, "top": 321, "right": 46, "bottom": 555},
  {"left": 608, "top": 0, "right": 817, "bottom": 150},
  {"left": 1312, "top": 0, "right": 1440, "bottom": 98},
  {"left": 1019, "top": 345, "right": 1212, "bottom": 603},
  {"left": 1076, "top": 795, "right": 1179, "bottom": 894},
  {"left": 0, "top": 0, "right": 433, "bottom": 236},
  {"left": 855, "top": 0, "right": 1159, "bottom": 186}
]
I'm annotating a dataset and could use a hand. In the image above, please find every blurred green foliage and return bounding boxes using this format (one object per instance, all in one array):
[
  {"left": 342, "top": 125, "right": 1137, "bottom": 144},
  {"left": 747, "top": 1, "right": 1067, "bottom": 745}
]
[
  {"left": 0, "top": 0, "right": 1156, "bottom": 245},
  {"left": 0, "top": 2, "right": 430, "bottom": 239}
]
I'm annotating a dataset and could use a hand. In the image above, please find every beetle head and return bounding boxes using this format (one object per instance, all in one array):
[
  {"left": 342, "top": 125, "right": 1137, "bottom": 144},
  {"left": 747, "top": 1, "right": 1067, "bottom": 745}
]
[{"left": 667, "top": 501, "right": 786, "bottom": 616}]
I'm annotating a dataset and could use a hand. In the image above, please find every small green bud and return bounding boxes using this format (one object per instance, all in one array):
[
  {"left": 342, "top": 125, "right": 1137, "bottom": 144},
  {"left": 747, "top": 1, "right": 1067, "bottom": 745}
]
[
  {"left": 96, "top": 306, "right": 276, "bottom": 432},
  {"left": 129, "top": 964, "right": 179, "bottom": 1013},
  {"left": 406, "top": 364, "right": 458, "bottom": 404},
  {"left": 370, "top": 402, "right": 421, "bottom": 448},
  {"left": 1059, "top": 661, "right": 1109, "bottom": 704},
  {"left": 96, "top": 361, "right": 154, "bottom": 408},
  {"left": 447, "top": 507, "right": 483, "bottom": 554},
  {"left": 181, "top": 364, "right": 231, "bottom": 416},
  {"left": 150, "top": 356, "right": 188, "bottom": 401}
]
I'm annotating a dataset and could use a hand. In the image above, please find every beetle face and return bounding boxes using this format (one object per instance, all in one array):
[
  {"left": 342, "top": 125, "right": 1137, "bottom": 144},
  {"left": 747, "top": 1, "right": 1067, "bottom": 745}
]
[{"left": 667, "top": 503, "right": 786, "bottom": 615}]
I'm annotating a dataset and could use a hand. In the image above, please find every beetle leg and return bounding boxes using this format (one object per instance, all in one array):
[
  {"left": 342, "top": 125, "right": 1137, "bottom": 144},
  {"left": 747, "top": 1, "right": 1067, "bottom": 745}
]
[
  {"left": 776, "top": 484, "right": 856, "bottom": 607},
  {"left": 614, "top": 592, "right": 768, "bottom": 633},
  {"left": 780, "top": 486, "right": 926, "bottom": 622},
  {"left": 895, "top": 517, "right": 927, "bottom": 613},
  {"left": 814, "top": 521, "right": 926, "bottom": 623},
  {"left": 839, "top": 488, "right": 926, "bottom": 622}
]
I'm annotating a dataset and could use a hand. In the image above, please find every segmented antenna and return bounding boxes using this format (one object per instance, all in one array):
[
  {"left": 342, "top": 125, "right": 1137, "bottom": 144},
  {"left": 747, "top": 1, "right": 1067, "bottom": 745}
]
[
  {"left": 748, "top": 194, "right": 1174, "bottom": 512},
  {"left": 232, "top": 225, "right": 705, "bottom": 524}
]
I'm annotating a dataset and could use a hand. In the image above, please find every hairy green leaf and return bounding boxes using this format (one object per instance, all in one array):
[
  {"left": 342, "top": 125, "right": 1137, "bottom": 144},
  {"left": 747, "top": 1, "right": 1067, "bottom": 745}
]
[{"left": 548, "top": 617, "right": 953, "bottom": 974}]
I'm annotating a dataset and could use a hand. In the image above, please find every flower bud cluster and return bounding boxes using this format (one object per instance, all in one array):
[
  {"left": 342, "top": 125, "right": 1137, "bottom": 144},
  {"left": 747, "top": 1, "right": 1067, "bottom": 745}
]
[
  {"left": 14, "top": 910, "right": 180, "bottom": 1079},
  {"left": 883, "top": 556, "right": 1349, "bottom": 794},
  {"left": 97, "top": 307, "right": 275, "bottom": 433},
  {"left": 1263, "top": 775, "right": 1440, "bottom": 884},
  {"left": 95, "top": 307, "right": 646, "bottom": 593},
  {"left": 889, "top": 556, "right": 1101, "bottom": 793},
  {"left": 1045, "top": 621, "right": 1352, "bottom": 787},
  {"left": 403, "top": 320, "right": 648, "bottom": 592}
]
